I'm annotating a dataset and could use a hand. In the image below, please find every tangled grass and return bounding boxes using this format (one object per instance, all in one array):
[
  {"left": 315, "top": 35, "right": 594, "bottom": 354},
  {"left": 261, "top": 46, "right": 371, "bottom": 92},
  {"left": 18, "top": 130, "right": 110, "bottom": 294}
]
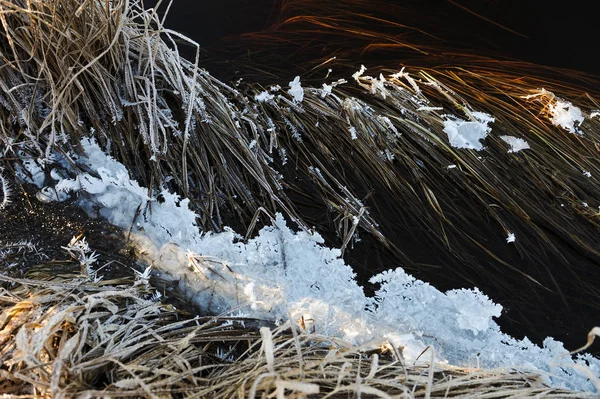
[
  {"left": 1, "top": 184, "right": 598, "bottom": 397},
  {"left": 1, "top": 271, "right": 596, "bottom": 398},
  {"left": 1, "top": 0, "right": 600, "bottom": 375}
]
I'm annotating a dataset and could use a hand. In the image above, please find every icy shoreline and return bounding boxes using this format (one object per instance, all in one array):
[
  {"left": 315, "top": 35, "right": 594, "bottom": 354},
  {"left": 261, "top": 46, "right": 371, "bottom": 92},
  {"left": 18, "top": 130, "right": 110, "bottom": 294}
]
[{"left": 15, "top": 136, "right": 599, "bottom": 393}]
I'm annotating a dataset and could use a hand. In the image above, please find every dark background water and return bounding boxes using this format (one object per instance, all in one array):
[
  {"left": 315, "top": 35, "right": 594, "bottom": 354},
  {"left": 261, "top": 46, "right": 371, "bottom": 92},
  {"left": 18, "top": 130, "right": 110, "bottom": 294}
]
[
  {"left": 145, "top": 0, "right": 597, "bottom": 76},
  {"left": 142, "top": 0, "right": 600, "bottom": 352}
]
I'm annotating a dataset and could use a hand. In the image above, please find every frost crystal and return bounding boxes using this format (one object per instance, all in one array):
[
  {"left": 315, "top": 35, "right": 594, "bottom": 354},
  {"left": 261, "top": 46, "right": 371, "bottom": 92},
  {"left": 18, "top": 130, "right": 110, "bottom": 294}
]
[
  {"left": 288, "top": 76, "right": 304, "bottom": 103},
  {"left": 549, "top": 99, "right": 584, "bottom": 134},
  {"left": 320, "top": 83, "right": 333, "bottom": 98},
  {"left": 506, "top": 232, "right": 516, "bottom": 243},
  {"left": 500, "top": 135, "right": 530, "bottom": 153},
  {"left": 0, "top": 169, "right": 11, "bottom": 209},
  {"left": 254, "top": 91, "right": 274, "bottom": 102},
  {"left": 443, "top": 112, "right": 494, "bottom": 150}
]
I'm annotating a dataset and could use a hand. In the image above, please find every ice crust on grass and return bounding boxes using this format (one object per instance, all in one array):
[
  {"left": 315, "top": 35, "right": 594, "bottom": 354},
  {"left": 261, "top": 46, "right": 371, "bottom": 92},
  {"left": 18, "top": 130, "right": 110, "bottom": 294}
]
[
  {"left": 500, "top": 135, "right": 531, "bottom": 153},
  {"left": 442, "top": 111, "right": 494, "bottom": 150},
  {"left": 550, "top": 99, "right": 584, "bottom": 134},
  {"left": 524, "top": 89, "right": 586, "bottom": 134},
  {"left": 25, "top": 136, "right": 600, "bottom": 393},
  {"left": 255, "top": 91, "right": 275, "bottom": 102}
]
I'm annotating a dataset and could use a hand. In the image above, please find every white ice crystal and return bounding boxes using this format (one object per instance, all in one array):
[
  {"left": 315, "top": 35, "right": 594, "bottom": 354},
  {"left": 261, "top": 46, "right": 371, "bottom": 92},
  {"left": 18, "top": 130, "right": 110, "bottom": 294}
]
[
  {"left": 443, "top": 112, "right": 495, "bottom": 151},
  {"left": 549, "top": 99, "right": 584, "bottom": 134},
  {"left": 500, "top": 136, "right": 531, "bottom": 153},
  {"left": 288, "top": 76, "right": 304, "bottom": 103},
  {"left": 506, "top": 232, "right": 516, "bottom": 243},
  {"left": 255, "top": 91, "right": 274, "bottom": 102}
]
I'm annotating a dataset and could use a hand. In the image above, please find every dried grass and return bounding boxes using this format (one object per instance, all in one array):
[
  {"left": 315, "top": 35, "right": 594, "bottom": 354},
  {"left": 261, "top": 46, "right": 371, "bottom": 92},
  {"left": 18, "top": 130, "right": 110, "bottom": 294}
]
[
  {"left": 1, "top": 0, "right": 600, "bottom": 377},
  {"left": 2, "top": 0, "right": 600, "bottom": 286},
  {"left": 1, "top": 272, "right": 594, "bottom": 398}
]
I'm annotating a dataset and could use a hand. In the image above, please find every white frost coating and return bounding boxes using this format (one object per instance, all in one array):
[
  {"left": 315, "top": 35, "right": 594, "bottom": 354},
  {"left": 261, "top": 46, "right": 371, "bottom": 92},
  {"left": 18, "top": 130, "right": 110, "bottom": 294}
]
[
  {"left": 34, "top": 137, "right": 600, "bottom": 393},
  {"left": 53, "top": 138, "right": 198, "bottom": 245},
  {"left": 443, "top": 112, "right": 495, "bottom": 150},
  {"left": 500, "top": 135, "right": 531, "bottom": 153},
  {"left": 445, "top": 288, "right": 502, "bottom": 335},
  {"left": 390, "top": 67, "right": 421, "bottom": 94},
  {"left": 255, "top": 91, "right": 275, "bottom": 102},
  {"left": 16, "top": 156, "right": 45, "bottom": 188},
  {"left": 321, "top": 83, "right": 333, "bottom": 98},
  {"left": 506, "top": 232, "right": 516, "bottom": 243},
  {"left": 549, "top": 100, "right": 584, "bottom": 134},
  {"left": 288, "top": 76, "right": 304, "bottom": 103},
  {"left": 352, "top": 65, "right": 367, "bottom": 80},
  {"left": 348, "top": 126, "right": 357, "bottom": 140},
  {"left": 416, "top": 106, "right": 443, "bottom": 112},
  {"left": 353, "top": 68, "right": 389, "bottom": 99}
]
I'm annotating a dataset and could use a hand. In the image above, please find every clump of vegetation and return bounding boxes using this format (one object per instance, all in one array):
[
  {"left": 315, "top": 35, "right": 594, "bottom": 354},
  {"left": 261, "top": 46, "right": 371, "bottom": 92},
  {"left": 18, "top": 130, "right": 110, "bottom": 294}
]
[
  {"left": 2, "top": 270, "right": 596, "bottom": 398},
  {"left": 2, "top": 0, "right": 600, "bottom": 360}
]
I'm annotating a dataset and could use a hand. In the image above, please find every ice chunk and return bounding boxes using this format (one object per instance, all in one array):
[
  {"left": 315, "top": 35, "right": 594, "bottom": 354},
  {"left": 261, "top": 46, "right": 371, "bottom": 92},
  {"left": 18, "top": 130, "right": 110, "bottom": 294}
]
[
  {"left": 255, "top": 91, "right": 274, "bottom": 102},
  {"left": 506, "top": 232, "right": 516, "bottom": 243},
  {"left": 443, "top": 112, "right": 494, "bottom": 150},
  {"left": 288, "top": 76, "right": 304, "bottom": 103},
  {"left": 549, "top": 99, "right": 584, "bottom": 134},
  {"left": 500, "top": 136, "right": 530, "bottom": 153}
]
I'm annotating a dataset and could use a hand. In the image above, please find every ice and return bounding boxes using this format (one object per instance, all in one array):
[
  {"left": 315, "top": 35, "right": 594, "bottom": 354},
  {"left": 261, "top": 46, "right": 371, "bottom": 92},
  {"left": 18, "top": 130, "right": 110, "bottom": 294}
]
[
  {"left": 288, "top": 76, "right": 304, "bottom": 103},
  {"left": 15, "top": 156, "right": 45, "bottom": 187},
  {"left": 0, "top": 169, "right": 12, "bottom": 210},
  {"left": 550, "top": 99, "right": 584, "bottom": 134},
  {"left": 255, "top": 91, "right": 274, "bottom": 102},
  {"left": 320, "top": 83, "right": 332, "bottom": 98},
  {"left": 500, "top": 135, "right": 531, "bottom": 153},
  {"left": 27, "top": 135, "right": 600, "bottom": 393},
  {"left": 443, "top": 112, "right": 494, "bottom": 150}
]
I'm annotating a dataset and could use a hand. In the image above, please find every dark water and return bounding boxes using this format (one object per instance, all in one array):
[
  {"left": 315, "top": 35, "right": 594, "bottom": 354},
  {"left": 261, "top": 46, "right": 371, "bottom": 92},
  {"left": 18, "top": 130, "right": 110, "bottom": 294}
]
[
  {"left": 0, "top": 185, "right": 137, "bottom": 281},
  {"left": 146, "top": 0, "right": 597, "bottom": 76},
  {"left": 143, "top": 0, "right": 600, "bottom": 352}
]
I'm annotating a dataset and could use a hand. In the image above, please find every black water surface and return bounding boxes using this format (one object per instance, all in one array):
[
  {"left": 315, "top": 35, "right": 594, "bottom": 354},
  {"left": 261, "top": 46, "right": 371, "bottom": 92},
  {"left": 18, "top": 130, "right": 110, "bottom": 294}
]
[
  {"left": 0, "top": 184, "right": 137, "bottom": 281},
  {"left": 146, "top": 0, "right": 598, "bottom": 77}
]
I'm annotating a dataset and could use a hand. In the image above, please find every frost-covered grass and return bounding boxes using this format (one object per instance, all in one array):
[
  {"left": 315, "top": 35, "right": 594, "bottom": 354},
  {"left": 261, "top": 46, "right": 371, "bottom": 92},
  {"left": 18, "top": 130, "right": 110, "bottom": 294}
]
[
  {"left": 14, "top": 137, "right": 599, "bottom": 393},
  {"left": 3, "top": 271, "right": 596, "bottom": 398},
  {"left": 0, "top": 168, "right": 10, "bottom": 209},
  {"left": 2, "top": 0, "right": 600, "bottom": 395}
]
